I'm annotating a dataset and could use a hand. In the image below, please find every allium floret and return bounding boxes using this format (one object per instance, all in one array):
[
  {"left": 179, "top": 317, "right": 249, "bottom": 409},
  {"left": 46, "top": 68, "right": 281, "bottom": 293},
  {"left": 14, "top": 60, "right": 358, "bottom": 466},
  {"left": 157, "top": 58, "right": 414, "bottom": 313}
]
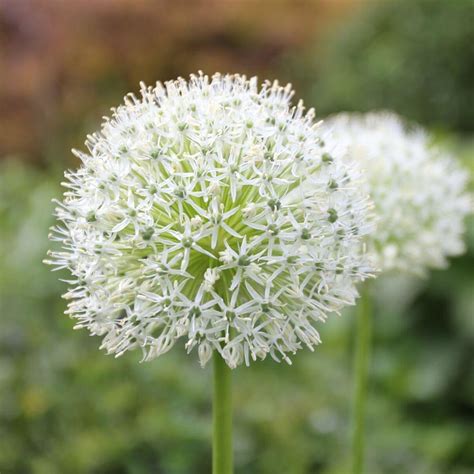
[
  {"left": 46, "top": 73, "right": 374, "bottom": 368},
  {"left": 322, "top": 112, "right": 471, "bottom": 275}
]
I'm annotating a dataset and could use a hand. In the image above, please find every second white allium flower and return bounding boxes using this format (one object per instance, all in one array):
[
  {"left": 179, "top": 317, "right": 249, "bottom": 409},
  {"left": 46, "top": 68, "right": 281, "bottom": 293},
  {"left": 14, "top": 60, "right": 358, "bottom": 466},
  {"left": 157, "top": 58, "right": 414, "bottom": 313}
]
[
  {"left": 322, "top": 112, "right": 471, "bottom": 275},
  {"left": 46, "top": 73, "right": 375, "bottom": 368}
]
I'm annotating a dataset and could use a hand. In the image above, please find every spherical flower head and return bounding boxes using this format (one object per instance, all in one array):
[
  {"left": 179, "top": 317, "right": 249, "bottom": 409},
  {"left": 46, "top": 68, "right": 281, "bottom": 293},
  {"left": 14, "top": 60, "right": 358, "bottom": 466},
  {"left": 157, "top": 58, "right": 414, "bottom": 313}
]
[
  {"left": 321, "top": 111, "right": 472, "bottom": 275},
  {"left": 46, "top": 72, "right": 375, "bottom": 368}
]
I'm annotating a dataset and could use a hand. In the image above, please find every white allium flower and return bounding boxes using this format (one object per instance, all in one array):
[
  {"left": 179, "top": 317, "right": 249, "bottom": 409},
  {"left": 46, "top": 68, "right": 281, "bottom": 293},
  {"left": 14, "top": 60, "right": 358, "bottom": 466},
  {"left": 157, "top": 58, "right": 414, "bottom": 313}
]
[
  {"left": 46, "top": 72, "right": 375, "bottom": 368},
  {"left": 321, "top": 112, "right": 471, "bottom": 275}
]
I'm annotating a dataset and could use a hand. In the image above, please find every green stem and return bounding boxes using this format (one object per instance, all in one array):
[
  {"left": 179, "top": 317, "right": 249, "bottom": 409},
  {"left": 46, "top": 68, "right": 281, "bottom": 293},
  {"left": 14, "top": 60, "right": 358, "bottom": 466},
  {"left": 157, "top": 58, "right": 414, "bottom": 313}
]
[
  {"left": 351, "top": 283, "right": 372, "bottom": 474},
  {"left": 213, "top": 351, "right": 233, "bottom": 474}
]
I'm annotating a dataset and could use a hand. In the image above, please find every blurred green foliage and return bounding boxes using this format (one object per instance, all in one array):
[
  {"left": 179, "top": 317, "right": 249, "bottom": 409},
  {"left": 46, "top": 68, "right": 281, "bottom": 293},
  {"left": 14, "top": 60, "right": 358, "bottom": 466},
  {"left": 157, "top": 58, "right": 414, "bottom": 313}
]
[
  {"left": 295, "top": 0, "right": 474, "bottom": 132},
  {"left": 0, "top": 141, "right": 472, "bottom": 473}
]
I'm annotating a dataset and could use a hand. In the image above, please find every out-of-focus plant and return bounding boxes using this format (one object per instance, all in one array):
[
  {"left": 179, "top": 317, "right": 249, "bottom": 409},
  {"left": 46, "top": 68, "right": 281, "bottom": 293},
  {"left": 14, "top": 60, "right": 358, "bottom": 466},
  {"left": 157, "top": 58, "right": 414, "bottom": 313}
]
[
  {"left": 323, "top": 112, "right": 471, "bottom": 275},
  {"left": 295, "top": 0, "right": 474, "bottom": 132},
  {"left": 321, "top": 112, "right": 472, "bottom": 474}
]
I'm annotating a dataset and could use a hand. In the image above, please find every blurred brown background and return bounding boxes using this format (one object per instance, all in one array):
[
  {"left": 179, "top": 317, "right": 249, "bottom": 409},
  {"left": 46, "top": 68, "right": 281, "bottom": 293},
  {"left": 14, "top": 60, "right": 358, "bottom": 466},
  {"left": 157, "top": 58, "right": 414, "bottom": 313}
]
[{"left": 0, "top": 0, "right": 356, "bottom": 163}]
